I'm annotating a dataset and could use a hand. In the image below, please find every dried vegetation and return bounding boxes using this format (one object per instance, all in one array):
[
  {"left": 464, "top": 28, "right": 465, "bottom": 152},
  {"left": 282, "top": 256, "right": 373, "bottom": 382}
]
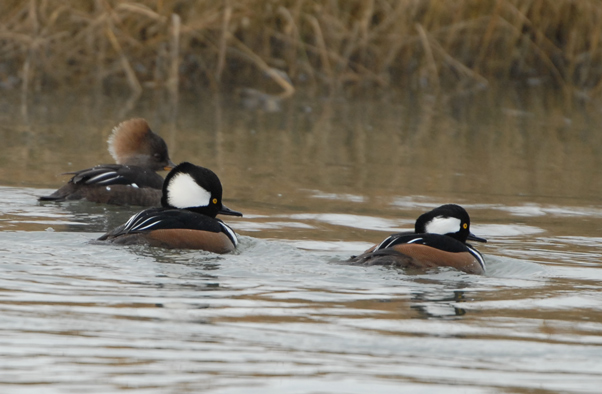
[{"left": 1, "top": 0, "right": 602, "bottom": 99}]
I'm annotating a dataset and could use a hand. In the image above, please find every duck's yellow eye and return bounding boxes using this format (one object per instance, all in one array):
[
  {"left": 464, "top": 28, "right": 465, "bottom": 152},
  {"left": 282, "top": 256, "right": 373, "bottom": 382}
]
[
  {"left": 463, "top": 223, "right": 468, "bottom": 229},
  {"left": 212, "top": 198, "right": 218, "bottom": 204}
]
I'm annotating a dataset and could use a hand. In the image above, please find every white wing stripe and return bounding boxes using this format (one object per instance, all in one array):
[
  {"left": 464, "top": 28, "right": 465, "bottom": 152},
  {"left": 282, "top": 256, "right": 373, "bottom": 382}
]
[
  {"left": 123, "top": 212, "right": 141, "bottom": 229},
  {"left": 128, "top": 216, "right": 158, "bottom": 231},
  {"left": 134, "top": 219, "right": 161, "bottom": 231},
  {"left": 376, "top": 236, "right": 395, "bottom": 250},
  {"left": 85, "top": 171, "right": 118, "bottom": 184},
  {"left": 219, "top": 222, "right": 238, "bottom": 246},
  {"left": 375, "top": 235, "right": 426, "bottom": 250},
  {"left": 468, "top": 246, "right": 486, "bottom": 272},
  {"left": 123, "top": 215, "right": 161, "bottom": 232},
  {"left": 95, "top": 176, "right": 124, "bottom": 185}
]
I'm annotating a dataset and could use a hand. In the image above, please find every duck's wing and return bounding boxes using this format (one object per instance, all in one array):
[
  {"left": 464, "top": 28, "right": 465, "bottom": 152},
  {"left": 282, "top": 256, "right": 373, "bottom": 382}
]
[
  {"left": 67, "top": 164, "right": 163, "bottom": 189},
  {"left": 99, "top": 209, "right": 225, "bottom": 237}
]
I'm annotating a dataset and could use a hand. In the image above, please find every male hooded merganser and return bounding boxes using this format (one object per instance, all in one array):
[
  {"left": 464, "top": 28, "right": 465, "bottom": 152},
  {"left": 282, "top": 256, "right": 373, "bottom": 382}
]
[
  {"left": 348, "top": 204, "right": 487, "bottom": 275},
  {"left": 39, "top": 118, "right": 175, "bottom": 206},
  {"left": 97, "top": 162, "right": 242, "bottom": 253}
]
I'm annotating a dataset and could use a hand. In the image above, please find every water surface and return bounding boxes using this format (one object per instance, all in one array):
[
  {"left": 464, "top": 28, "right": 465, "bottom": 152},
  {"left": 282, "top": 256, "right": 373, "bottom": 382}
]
[{"left": 1, "top": 90, "right": 601, "bottom": 393}]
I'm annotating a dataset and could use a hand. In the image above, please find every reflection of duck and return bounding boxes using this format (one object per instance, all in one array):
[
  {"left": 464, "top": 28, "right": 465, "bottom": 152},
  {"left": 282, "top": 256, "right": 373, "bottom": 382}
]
[
  {"left": 410, "top": 290, "right": 468, "bottom": 318},
  {"left": 98, "top": 162, "right": 242, "bottom": 253},
  {"left": 348, "top": 204, "right": 487, "bottom": 275},
  {"left": 239, "top": 88, "right": 282, "bottom": 112},
  {"left": 39, "top": 118, "right": 175, "bottom": 206}
]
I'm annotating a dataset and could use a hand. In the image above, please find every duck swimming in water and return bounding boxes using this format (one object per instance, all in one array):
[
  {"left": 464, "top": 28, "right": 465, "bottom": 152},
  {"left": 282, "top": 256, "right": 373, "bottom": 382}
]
[
  {"left": 39, "top": 118, "right": 175, "bottom": 206},
  {"left": 97, "top": 162, "right": 242, "bottom": 253},
  {"left": 348, "top": 204, "right": 487, "bottom": 275}
]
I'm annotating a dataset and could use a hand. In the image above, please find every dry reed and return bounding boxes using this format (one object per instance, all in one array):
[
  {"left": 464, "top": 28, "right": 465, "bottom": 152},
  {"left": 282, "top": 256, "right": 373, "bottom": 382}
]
[{"left": 1, "top": 0, "right": 602, "bottom": 99}]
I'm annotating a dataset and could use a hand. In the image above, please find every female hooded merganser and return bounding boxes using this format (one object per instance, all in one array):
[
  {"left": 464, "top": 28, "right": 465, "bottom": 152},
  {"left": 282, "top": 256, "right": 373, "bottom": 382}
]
[
  {"left": 348, "top": 204, "right": 487, "bottom": 275},
  {"left": 97, "top": 162, "right": 242, "bottom": 253},
  {"left": 39, "top": 118, "right": 175, "bottom": 206}
]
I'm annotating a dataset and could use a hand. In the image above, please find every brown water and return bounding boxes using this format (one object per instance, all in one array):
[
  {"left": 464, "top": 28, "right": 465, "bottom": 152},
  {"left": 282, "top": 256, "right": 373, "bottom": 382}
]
[{"left": 1, "top": 89, "right": 602, "bottom": 393}]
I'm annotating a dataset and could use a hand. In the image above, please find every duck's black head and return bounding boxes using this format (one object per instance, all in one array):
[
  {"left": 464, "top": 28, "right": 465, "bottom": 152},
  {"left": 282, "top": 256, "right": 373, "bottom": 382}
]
[
  {"left": 161, "top": 162, "right": 242, "bottom": 218},
  {"left": 414, "top": 204, "right": 486, "bottom": 244}
]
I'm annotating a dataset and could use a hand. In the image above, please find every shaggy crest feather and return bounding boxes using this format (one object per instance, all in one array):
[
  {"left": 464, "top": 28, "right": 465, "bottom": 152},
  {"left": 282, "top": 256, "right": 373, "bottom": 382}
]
[{"left": 108, "top": 118, "right": 151, "bottom": 164}]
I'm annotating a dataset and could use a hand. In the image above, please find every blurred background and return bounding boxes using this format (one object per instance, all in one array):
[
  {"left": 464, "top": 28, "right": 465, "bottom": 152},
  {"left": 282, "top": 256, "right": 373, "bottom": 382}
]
[
  {"left": 2, "top": 2, "right": 602, "bottom": 393},
  {"left": 2, "top": 0, "right": 602, "bottom": 101}
]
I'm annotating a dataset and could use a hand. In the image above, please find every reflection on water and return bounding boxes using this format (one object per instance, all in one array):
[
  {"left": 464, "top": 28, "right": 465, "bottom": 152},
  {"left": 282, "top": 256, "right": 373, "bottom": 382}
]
[
  {"left": 1, "top": 89, "right": 602, "bottom": 393},
  {"left": 4, "top": 88, "right": 602, "bottom": 205}
]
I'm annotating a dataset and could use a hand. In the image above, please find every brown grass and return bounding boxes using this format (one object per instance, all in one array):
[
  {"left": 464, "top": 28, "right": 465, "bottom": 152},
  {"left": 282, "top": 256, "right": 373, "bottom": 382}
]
[{"left": 2, "top": 0, "right": 602, "bottom": 99}]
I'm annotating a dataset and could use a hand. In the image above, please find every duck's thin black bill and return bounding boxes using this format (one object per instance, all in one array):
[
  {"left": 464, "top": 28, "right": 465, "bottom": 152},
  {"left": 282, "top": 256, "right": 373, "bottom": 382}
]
[
  {"left": 467, "top": 232, "right": 487, "bottom": 243},
  {"left": 219, "top": 204, "right": 243, "bottom": 217},
  {"left": 163, "top": 159, "right": 178, "bottom": 171}
]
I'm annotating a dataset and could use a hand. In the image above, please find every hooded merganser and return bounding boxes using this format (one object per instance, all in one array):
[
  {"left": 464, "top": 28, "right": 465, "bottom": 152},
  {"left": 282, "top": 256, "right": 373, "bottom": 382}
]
[
  {"left": 97, "top": 162, "right": 242, "bottom": 253},
  {"left": 348, "top": 204, "right": 487, "bottom": 275},
  {"left": 39, "top": 118, "right": 176, "bottom": 206}
]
